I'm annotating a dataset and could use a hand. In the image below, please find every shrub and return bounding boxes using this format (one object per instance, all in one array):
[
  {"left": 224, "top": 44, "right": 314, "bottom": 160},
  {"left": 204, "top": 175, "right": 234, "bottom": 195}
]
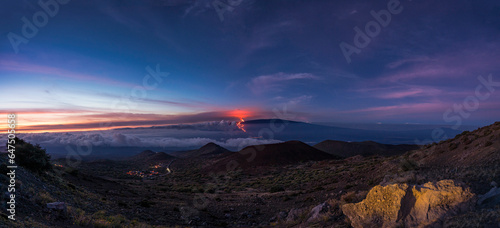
[
  {"left": 485, "top": 141, "right": 493, "bottom": 147},
  {"left": 0, "top": 163, "right": 9, "bottom": 175},
  {"left": 270, "top": 185, "right": 285, "bottom": 193},
  {"left": 138, "top": 200, "right": 155, "bottom": 207},
  {"left": 449, "top": 143, "right": 458, "bottom": 151},
  {"left": 64, "top": 167, "right": 79, "bottom": 176},
  {"left": 400, "top": 159, "right": 419, "bottom": 171},
  {"left": 9, "top": 137, "right": 52, "bottom": 172}
]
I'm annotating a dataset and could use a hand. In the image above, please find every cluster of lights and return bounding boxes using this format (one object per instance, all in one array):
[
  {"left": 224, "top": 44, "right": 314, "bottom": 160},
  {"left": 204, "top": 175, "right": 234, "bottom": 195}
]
[{"left": 126, "top": 170, "right": 160, "bottom": 177}]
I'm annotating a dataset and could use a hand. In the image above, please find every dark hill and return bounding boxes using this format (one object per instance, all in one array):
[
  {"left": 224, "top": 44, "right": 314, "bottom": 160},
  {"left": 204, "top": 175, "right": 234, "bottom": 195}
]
[
  {"left": 130, "top": 150, "right": 156, "bottom": 160},
  {"left": 128, "top": 150, "right": 175, "bottom": 162},
  {"left": 207, "top": 140, "right": 338, "bottom": 171},
  {"left": 170, "top": 142, "right": 231, "bottom": 158},
  {"left": 313, "top": 140, "right": 419, "bottom": 158}
]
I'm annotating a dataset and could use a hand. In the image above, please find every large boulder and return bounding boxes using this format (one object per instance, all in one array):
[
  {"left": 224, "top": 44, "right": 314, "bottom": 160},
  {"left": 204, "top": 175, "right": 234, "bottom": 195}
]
[{"left": 342, "top": 180, "right": 475, "bottom": 228}]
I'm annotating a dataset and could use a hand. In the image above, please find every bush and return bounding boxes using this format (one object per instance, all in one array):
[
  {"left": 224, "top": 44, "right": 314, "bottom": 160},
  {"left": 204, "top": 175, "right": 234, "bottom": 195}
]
[
  {"left": 0, "top": 163, "right": 9, "bottom": 175},
  {"left": 449, "top": 143, "right": 458, "bottom": 151},
  {"left": 485, "top": 141, "right": 493, "bottom": 147},
  {"left": 64, "top": 167, "right": 79, "bottom": 176},
  {"left": 400, "top": 159, "right": 419, "bottom": 171},
  {"left": 270, "top": 185, "right": 285, "bottom": 193},
  {"left": 9, "top": 137, "right": 52, "bottom": 172}
]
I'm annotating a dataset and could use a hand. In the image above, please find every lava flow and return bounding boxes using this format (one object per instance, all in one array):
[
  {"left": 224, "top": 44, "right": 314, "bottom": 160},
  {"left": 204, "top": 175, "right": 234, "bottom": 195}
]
[{"left": 236, "top": 118, "right": 247, "bottom": 132}]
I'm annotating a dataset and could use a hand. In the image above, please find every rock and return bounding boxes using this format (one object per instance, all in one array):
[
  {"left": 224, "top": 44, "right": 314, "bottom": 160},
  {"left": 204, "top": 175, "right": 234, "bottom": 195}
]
[
  {"left": 342, "top": 183, "right": 407, "bottom": 228},
  {"left": 277, "top": 211, "right": 288, "bottom": 220},
  {"left": 286, "top": 208, "right": 306, "bottom": 222},
  {"left": 46, "top": 202, "right": 67, "bottom": 211},
  {"left": 342, "top": 180, "right": 475, "bottom": 228},
  {"left": 307, "top": 202, "right": 331, "bottom": 222},
  {"left": 477, "top": 186, "right": 500, "bottom": 207}
]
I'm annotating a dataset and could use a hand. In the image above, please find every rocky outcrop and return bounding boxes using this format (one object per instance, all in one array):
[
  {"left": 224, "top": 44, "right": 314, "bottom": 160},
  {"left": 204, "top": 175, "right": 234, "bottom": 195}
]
[
  {"left": 342, "top": 180, "right": 475, "bottom": 228},
  {"left": 307, "top": 202, "right": 331, "bottom": 222}
]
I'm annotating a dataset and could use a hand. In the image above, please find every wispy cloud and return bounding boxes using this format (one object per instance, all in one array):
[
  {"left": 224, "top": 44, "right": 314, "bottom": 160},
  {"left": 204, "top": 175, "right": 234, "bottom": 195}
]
[
  {"left": 248, "top": 72, "right": 320, "bottom": 94},
  {"left": 0, "top": 59, "right": 135, "bottom": 88}
]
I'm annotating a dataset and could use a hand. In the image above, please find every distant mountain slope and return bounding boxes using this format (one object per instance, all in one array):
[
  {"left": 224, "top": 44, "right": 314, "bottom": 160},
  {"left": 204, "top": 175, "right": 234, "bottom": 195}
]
[
  {"left": 169, "top": 142, "right": 231, "bottom": 158},
  {"left": 207, "top": 140, "right": 339, "bottom": 171},
  {"left": 242, "top": 119, "right": 467, "bottom": 145},
  {"left": 313, "top": 140, "right": 419, "bottom": 158},
  {"left": 413, "top": 121, "right": 500, "bottom": 167}
]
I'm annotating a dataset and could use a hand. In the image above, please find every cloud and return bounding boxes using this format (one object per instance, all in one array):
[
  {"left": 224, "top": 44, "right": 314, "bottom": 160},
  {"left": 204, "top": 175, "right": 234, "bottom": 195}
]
[
  {"left": 378, "top": 43, "right": 500, "bottom": 84},
  {"left": 248, "top": 72, "right": 320, "bottom": 94},
  {"left": 17, "top": 127, "right": 283, "bottom": 151},
  {"left": 374, "top": 87, "right": 442, "bottom": 99},
  {"left": 0, "top": 59, "right": 135, "bottom": 88}
]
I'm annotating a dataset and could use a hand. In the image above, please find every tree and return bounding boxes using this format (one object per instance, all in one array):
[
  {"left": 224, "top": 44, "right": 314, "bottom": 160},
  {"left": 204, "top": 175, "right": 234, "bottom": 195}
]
[{"left": 9, "top": 137, "right": 52, "bottom": 172}]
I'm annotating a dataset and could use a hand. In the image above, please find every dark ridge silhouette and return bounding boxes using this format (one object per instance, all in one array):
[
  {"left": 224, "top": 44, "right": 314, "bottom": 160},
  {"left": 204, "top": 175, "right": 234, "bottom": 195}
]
[
  {"left": 128, "top": 150, "right": 175, "bottom": 162},
  {"left": 243, "top": 119, "right": 301, "bottom": 124},
  {"left": 207, "top": 140, "right": 339, "bottom": 171},
  {"left": 169, "top": 142, "right": 231, "bottom": 158}
]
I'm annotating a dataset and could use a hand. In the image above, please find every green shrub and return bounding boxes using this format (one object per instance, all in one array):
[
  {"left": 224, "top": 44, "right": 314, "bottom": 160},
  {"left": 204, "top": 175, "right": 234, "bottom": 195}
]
[
  {"left": 0, "top": 163, "right": 9, "bottom": 175},
  {"left": 138, "top": 200, "right": 155, "bottom": 207},
  {"left": 449, "top": 143, "right": 458, "bottom": 151},
  {"left": 9, "top": 137, "right": 52, "bottom": 173},
  {"left": 400, "top": 159, "right": 419, "bottom": 171},
  {"left": 64, "top": 167, "right": 79, "bottom": 176},
  {"left": 270, "top": 185, "right": 285, "bottom": 193}
]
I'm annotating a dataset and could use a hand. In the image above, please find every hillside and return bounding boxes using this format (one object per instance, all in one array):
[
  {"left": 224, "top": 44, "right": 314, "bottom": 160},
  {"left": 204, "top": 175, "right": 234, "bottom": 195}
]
[
  {"left": 314, "top": 140, "right": 419, "bottom": 158},
  {"left": 2, "top": 122, "right": 499, "bottom": 227},
  {"left": 411, "top": 121, "right": 500, "bottom": 167},
  {"left": 169, "top": 142, "right": 231, "bottom": 158},
  {"left": 207, "top": 140, "right": 339, "bottom": 172}
]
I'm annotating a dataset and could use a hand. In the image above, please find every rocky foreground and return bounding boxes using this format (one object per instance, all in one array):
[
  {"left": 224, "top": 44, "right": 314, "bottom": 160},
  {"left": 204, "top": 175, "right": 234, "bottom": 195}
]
[{"left": 0, "top": 122, "right": 499, "bottom": 227}]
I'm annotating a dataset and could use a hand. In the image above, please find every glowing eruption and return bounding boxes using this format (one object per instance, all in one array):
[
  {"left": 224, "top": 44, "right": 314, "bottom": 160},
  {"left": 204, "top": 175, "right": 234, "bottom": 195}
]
[{"left": 237, "top": 118, "right": 247, "bottom": 132}]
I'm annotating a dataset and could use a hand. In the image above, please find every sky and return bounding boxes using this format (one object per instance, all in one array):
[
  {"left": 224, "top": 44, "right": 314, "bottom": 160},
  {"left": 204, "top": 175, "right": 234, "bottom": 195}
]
[{"left": 1, "top": 0, "right": 500, "bottom": 133}]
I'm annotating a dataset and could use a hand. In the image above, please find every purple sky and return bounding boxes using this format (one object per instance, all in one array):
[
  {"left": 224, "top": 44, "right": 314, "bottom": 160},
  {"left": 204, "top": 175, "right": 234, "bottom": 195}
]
[{"left": 1, "top": 0, "right": 499, "bottom": 132}]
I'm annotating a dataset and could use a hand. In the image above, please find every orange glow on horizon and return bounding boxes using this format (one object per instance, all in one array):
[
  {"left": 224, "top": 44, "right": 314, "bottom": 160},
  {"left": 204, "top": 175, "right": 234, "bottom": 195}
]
[
  {"left": 229, "top": 109, "right": 251, "bottom": 120},
  {"left": 0, "top": 109, "right": 258, "bottom": 133}
]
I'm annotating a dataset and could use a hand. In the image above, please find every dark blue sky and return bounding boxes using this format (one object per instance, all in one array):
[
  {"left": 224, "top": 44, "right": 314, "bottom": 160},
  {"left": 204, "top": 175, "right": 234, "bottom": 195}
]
[{"left": 1, "top": 0, "right": 499, "bottom": 132}]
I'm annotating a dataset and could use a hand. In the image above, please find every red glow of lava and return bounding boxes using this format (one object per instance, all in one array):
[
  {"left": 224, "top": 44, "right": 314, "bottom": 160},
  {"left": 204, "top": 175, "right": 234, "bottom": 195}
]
[{"left": 237, "top": 118, "right": 247, "bottom": 132}]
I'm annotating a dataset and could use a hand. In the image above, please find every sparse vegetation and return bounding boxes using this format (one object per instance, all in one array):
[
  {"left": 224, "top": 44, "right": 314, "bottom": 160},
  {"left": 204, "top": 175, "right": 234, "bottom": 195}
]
[
  {"left": 270, "top": 185, "right": 285, "bottom": 193},
  {"left": 10, "top": 137, "right": 52, "bottom": 172},
  {"left": 2, "top": 122, "right": 500, "bottom": 227}
]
